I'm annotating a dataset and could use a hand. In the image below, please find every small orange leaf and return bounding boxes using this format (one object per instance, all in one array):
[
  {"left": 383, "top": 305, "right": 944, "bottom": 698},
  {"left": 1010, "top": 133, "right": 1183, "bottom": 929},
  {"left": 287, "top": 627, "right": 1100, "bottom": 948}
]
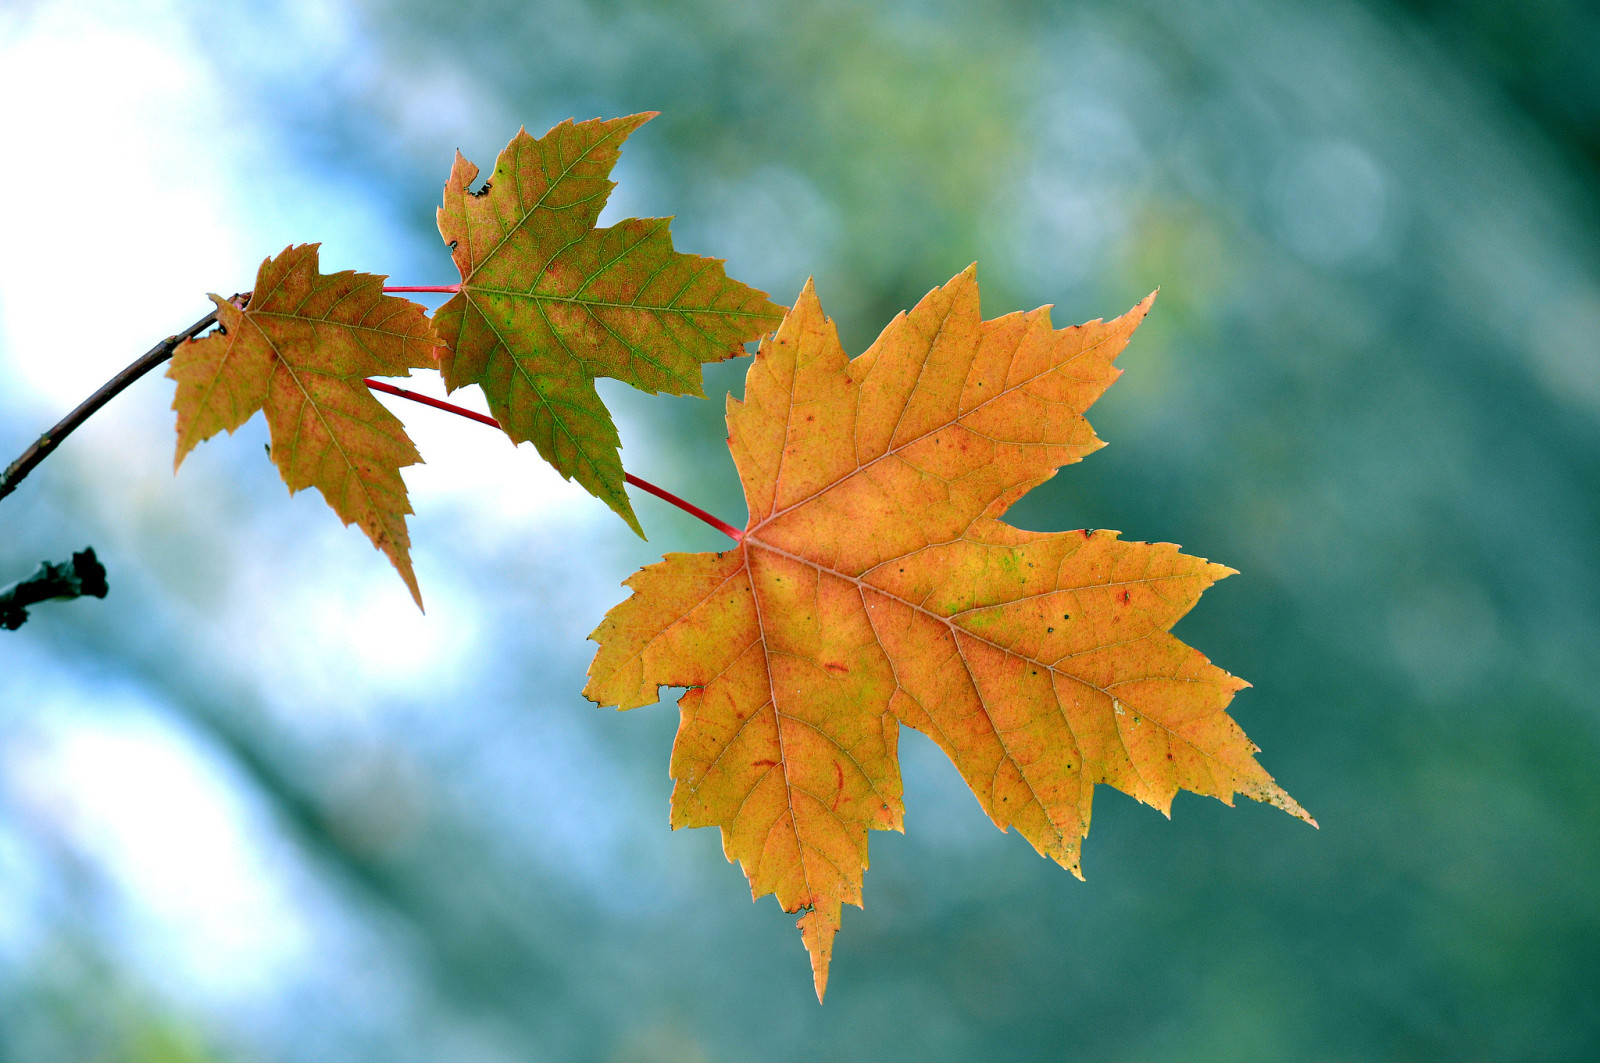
[
  {"left": 168, "top": 244, "right": 439, "bottom": 608},
  {"left": 587, "top": 267, "right": 1312, "bottom": 1000}
]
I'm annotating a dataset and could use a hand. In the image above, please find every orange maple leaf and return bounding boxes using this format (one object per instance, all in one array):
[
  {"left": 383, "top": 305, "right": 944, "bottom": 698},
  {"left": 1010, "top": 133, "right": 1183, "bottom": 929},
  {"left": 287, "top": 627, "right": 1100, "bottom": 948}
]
[
  {"left": 168, "top": 244, "right": 439, "bottom": 607},
  {"left": 585, "top": 267, "right": 1314, "bottom": 1001}
]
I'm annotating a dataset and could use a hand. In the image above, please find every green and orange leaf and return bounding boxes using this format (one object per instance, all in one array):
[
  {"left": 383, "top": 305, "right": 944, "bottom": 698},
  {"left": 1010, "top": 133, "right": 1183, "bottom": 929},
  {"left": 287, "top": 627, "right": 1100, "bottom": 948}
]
[
  {"left": 586, "top": 267, "right": 1313, "bottom": 1000},
  {"left": 167, "top": 244, "right": 439, "bottom": 608},
  {"left": 433, "top": 114, "right": 786, "bottom": 535}
]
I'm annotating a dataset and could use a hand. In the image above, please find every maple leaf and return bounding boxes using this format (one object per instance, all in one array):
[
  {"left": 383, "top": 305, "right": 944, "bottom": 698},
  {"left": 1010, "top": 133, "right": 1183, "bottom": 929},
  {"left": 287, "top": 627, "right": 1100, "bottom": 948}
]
[
  {"left": 168, "top": 244, "right": 439, "bottom": 608},
  {"left": 586, "top": 267, "right": 1313, "bottom": 1000},
  {"left": 432, "top": 114, "right": 786, "bottom": 535}
]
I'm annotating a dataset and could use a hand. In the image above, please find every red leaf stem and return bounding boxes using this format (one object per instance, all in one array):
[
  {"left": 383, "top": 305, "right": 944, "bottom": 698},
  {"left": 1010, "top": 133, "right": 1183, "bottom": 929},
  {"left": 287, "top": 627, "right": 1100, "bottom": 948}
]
[
  {"left": 365, "top": 378, "right": 500, "bottom": 429},
  {"left": 363, "top": 378, "right": 743, "bottom": 542},
  {"left": 620, "top": 472, "right": 744, "bottom": 542},
  {"left": 382, "top": 285, "right": 461, "bottom": 293}
]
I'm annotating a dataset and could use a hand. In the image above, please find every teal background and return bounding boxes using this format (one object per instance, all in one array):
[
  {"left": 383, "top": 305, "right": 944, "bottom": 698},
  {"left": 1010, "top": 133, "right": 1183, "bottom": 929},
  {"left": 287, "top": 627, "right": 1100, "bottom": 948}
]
[{"left": 1, "top": 0, "right": 1598, "bottom": 1059}]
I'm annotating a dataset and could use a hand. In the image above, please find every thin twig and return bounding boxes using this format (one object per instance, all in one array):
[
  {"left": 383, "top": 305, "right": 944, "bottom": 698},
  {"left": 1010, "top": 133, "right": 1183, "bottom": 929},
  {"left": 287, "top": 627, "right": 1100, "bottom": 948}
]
[
  {"left": 363, "top": 378, "right": 744, "bottom": 541},
  {"left": 0, "top": 298, "right": 242, "bottom": 504}
]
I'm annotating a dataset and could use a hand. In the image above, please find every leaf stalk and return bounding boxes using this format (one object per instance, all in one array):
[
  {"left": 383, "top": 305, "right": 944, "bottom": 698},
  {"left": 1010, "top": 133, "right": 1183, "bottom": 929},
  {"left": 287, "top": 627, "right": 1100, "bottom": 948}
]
[{"left": 362, "top": 379, "right": 743, "bottom": 541}]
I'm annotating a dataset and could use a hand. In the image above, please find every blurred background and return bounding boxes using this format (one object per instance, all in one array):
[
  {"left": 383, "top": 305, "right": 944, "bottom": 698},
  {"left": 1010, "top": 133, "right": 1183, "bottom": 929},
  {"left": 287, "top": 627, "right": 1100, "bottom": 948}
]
[{"left": 2, "top": 0, "right": 1598, "bottom": 1058}]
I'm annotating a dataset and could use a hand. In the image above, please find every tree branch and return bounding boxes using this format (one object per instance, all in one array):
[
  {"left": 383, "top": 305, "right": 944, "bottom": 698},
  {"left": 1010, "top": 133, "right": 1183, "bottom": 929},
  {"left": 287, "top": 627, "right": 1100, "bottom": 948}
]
[
  {"left": 0, "top": 547, "right": 108, "bottom": 631},
  {"left": 0, "top": 299, "right": 243, "bottom": 504}
]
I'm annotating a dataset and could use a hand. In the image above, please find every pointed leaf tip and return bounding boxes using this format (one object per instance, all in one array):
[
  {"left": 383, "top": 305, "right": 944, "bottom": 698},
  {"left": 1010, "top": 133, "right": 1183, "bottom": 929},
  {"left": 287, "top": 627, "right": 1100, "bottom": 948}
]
[{"left": 799, "top": 906, "right": 839, "bottom": 1003}]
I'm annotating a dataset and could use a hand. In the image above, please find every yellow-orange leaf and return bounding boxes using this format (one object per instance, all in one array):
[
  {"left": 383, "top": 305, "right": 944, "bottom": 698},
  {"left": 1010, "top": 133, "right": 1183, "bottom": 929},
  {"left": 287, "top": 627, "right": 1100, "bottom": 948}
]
[
  {"left": 586, "top": 267, "right": 1313, "bottom": 1000},
  {"left": 168, "top": 244, "right": 439, "bottom": 607}
]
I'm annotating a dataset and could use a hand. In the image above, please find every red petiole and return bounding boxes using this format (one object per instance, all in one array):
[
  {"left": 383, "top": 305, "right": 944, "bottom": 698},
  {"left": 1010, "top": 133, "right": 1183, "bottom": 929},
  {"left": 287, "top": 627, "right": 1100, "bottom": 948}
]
[{"left": 363, "top": 378, "right": 744, "bottom": 542}]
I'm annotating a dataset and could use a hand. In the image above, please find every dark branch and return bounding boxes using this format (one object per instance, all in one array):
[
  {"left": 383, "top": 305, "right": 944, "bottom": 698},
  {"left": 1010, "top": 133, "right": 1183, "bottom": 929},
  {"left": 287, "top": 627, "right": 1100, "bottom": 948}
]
[
  {"left": 0, "top": 547, "right": 108, "bottom": 631},
  {"left": 0, "top": 296, "right": 244, "bottom": 504}
]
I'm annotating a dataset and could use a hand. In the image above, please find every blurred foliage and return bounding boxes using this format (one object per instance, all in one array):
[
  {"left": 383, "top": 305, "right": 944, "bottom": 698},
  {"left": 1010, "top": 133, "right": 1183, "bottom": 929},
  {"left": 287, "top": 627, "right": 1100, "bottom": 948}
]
[
  {"left": 0, "top": 933, "right": 219, "bottom": 1063},
  {"left": 3, "top": 0, "right": 1599, "bottom": 1060}
]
